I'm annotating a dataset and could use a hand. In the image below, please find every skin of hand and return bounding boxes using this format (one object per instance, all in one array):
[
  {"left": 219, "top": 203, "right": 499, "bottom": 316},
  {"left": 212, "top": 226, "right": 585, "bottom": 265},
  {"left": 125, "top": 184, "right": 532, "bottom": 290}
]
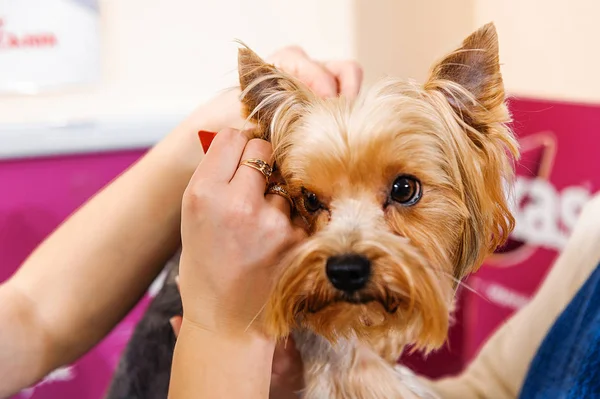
[
  {"left": 168, "top": 128, "right": 304, "bottom": 399},
  {"left": 0, "top": 44, "right": 361, "bottom": 398},
  {"left": 178, "top": 128, "right": 306, "bottom": 333}
]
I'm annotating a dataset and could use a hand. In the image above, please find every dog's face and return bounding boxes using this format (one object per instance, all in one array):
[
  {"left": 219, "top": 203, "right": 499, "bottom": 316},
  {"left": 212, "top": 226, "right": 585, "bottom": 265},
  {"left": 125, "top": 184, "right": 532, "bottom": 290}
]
[{"left": 238, "top": 23, "right": 518, "bottom": 351}]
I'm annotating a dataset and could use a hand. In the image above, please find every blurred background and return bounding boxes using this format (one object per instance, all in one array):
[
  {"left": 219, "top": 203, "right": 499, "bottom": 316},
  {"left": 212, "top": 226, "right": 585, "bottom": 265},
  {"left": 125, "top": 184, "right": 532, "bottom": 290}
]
[{"left": 1, "top": 0, "right": 598, "bottom": 398}]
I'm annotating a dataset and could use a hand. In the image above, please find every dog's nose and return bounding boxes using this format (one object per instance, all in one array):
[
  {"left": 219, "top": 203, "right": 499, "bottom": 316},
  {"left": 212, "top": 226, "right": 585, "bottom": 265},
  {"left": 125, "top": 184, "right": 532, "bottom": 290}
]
[{"left": 326, "top": 254, "right": 371, "bottom": 292}]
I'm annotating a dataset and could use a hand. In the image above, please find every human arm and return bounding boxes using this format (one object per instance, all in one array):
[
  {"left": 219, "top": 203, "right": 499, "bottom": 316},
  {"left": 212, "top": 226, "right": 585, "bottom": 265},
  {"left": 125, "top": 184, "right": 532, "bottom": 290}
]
[
  {"left": 0, "top": 95, "right": 238, "bottom": 396},
  {"left": 424, "top": 193, "right": 600, "bottom": 398},
  {"left": 0, "top": 48, "right": 361, "bottom": 397},
  {"left": 169, "top": 279, "right": 304, "bottom": 399}
]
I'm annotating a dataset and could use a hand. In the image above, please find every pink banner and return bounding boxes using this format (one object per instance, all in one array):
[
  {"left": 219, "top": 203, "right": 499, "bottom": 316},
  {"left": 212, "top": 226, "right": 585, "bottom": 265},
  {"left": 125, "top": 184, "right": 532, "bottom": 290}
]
[
  {"left": 0, "top": 150, "right": 148, "bottom": 399},
  {"left": 462, "top": 96, "right": 598, "bottom": 360},
  {"left": 1, "top": 96, "right": 599, "bottom": 396},
  {"left": 403, "top": 96, "right": 599, "bottom": 377}
]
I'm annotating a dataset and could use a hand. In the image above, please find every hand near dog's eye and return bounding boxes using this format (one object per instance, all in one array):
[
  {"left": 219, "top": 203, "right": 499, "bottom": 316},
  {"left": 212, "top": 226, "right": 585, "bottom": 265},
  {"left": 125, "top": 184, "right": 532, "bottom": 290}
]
[
  {"left": 178, "top": 128, "right": 306, "bottom": 336},
  {"left": 267, "top": 46, "right": 363, "bottom": 99}
]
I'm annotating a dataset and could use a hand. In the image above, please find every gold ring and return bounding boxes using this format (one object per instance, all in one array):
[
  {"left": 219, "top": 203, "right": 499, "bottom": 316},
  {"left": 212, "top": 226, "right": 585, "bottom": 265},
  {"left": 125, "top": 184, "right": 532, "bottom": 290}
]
[
  {"left": 266, "top": 183, "right": 294, "bottom": 208},
  {"left": 240, "top": 158, "right": 272, "bottom": 182}
]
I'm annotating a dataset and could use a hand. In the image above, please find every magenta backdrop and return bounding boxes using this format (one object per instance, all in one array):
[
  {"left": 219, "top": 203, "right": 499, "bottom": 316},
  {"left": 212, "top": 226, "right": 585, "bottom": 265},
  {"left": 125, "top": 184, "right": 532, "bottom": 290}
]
[
  {"left": 1, "top": 96, "right": 599, "bottom": 396},
  {"left": 0, "top": 150, "right": 150, "bottom": 399}
]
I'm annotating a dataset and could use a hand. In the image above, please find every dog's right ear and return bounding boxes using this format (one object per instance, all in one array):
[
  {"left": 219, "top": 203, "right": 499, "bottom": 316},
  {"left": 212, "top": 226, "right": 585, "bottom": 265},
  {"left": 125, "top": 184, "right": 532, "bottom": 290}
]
[{"left": 238, "top": 45, "right": 313, "bottom": 142}]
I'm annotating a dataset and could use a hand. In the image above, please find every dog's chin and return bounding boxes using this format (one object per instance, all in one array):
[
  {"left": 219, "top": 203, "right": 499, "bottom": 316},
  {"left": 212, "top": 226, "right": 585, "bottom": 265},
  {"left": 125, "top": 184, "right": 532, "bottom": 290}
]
[
  {"left": 294, "top": 292, "right": 410, "bottom": 342},
  {"left": 306, "top": 292, "right": 400, "bottom": 314}
]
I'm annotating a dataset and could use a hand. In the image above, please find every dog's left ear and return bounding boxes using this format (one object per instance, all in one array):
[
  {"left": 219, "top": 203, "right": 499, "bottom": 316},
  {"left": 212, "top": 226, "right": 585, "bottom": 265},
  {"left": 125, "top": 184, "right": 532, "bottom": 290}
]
[
  {"left": 426, "top": 23, "right": 520, "bottom": 278},
  {"left": 425, "top": 22, "right": 508, "bottom": 136},
  {"left": 238, "top": 46, "right": 314, "bottom": 143}
]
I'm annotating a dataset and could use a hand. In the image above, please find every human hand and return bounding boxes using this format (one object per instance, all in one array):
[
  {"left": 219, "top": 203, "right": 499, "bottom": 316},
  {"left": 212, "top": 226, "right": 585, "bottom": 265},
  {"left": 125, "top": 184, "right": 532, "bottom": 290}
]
[
  {"left": 266, "top": 45, "right": 363, "bottom": 99},
  {"left": 186, "top": 46, "right": 363, "bottom": 134},
  {"left": 178, "top": 128, "right": 305, "bottom": 335}
]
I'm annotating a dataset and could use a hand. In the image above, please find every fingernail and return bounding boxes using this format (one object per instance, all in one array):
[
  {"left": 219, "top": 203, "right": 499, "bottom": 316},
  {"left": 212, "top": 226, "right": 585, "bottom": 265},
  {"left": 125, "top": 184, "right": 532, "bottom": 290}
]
[{"left": 198, "top": 130, "right": 217, "bottom": 153}]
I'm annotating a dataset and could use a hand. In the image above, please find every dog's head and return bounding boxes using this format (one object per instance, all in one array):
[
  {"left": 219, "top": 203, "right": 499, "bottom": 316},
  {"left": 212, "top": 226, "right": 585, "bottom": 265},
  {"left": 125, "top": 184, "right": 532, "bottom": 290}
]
[{"left": 238, "top": 23, "right": 518, "bottom": 351}]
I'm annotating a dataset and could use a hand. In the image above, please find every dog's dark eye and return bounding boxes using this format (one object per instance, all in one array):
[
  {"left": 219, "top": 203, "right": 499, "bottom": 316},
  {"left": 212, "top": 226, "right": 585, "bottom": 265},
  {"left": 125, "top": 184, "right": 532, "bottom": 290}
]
[
  {"left": 303, "top": 190, "right": 322, "bottom": 213},
  {"left": 390, "top": 175, "right": 421, "bottom": 206}
]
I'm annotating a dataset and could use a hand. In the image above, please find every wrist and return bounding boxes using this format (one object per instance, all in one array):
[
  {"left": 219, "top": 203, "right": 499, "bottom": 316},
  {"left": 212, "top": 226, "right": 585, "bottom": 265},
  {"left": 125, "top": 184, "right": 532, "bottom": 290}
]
[
  {"left": 180, "top": 316, "right": 275, "bottom": 349},
  {"left": 160, "top": 88, "right": 246, "bottom": 173},
  {"left": 169, "top": 317, "right": 275, "bottom": 398}
]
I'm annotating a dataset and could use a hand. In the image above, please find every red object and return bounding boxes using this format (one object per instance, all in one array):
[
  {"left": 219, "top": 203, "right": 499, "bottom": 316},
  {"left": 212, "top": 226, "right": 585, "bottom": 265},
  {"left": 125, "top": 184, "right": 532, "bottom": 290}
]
[{"left": 198, "top": 130, "right": 217, "bottom": 153}]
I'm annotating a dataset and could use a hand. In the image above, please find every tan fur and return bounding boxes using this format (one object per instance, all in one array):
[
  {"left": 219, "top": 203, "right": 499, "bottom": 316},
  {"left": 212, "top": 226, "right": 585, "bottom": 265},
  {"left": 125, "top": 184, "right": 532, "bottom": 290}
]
[{"left": 238, "top": 22, "right": 518, "bottom": 398}]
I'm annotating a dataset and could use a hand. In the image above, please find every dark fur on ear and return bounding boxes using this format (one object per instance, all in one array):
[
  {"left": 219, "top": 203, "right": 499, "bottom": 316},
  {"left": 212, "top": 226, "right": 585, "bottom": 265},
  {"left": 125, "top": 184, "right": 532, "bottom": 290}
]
[
  {"left": 424, "top": 23, "right": 520, "bottom": 278},
  {"left": 237, "top": 44, "right": 315, "bottom": 145}
]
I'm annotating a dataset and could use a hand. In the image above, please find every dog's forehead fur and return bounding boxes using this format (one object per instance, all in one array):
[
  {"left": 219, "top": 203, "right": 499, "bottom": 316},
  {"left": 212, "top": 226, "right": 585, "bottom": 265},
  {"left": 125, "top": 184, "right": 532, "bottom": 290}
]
[{"left": 282, "top": 80, "right": 463, "bottom": 200}]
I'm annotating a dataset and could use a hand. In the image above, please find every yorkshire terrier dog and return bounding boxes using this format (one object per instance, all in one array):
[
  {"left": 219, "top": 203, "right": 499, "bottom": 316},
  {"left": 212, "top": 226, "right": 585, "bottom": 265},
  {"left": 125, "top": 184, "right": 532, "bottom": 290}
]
[{"left": 106, "top": 22, "right": 518, "bottom": 399}]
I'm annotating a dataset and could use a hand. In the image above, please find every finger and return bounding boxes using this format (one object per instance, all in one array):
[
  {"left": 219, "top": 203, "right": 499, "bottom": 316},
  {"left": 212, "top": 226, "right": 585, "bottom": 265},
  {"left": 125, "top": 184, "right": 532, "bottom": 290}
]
[
  {"left": 323, "top": 60, "right": 363, "bottom": 98},
  {"left": 192, "top": 128, "right": 249, "bottom": 183},
  {"left": 170, "top": 316, "right": 183, "bottom": 337},
  {"left": 230, "top": 138, "right": 273, "bottom": 196},
  {"left": 265, "top": 182, "right": 293, "bottom": 216},
  {"left": 292, "top": 214, "right": 309, "bottom": 231},
  {"left": 265, "top": 194, "right": 291, "bottom": 217},
  {"left": 294, "top": 59, "right": 339, "bottom": 98},
  {"left": 271, "top": 48, "right": 339, "bottom": 98},
  {"left": 292, "top": 225, "right": 308, "bottom": 243}
]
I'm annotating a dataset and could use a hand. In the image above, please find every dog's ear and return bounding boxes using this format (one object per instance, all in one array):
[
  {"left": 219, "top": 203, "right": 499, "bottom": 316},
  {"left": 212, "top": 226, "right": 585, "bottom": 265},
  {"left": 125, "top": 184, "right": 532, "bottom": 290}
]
[
  {"left": 238, "top": 45, "right": 313, "bottom": 142},
  {"left": 426, "top": 23, "right": 520, "bottom": 279},
  {"left": 425, "top": 22, "right": 508, "bottom": 135}
]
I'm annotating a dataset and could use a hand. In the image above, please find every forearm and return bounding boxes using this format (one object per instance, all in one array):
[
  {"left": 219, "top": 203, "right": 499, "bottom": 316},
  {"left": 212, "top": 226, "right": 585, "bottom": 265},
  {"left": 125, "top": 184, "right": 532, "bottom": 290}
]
[
  {"left": 168, "top": 320, "right": 274, "bottom": 399},
  {"left": 0, "top": 91, "right": 245, "bottom": 395},
  {"left": 0, "top": 284, "right": 55, "bottom": 397}
]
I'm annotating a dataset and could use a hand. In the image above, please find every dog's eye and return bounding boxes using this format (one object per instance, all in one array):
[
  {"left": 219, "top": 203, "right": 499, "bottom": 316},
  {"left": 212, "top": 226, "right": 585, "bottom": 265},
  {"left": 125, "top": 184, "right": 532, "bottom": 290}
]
[
  {"left": 303, "top": 190, "right": 322, "bottom": 213},
  {"left": 390, "top": 175, "right": 422, "bottom": 206}
]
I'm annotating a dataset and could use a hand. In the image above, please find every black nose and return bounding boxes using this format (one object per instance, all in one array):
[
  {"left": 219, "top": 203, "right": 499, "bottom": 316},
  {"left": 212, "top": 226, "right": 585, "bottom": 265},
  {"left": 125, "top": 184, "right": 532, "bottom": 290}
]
[{"left": 326, "top": 254, "right": 371, "bottom": 292}]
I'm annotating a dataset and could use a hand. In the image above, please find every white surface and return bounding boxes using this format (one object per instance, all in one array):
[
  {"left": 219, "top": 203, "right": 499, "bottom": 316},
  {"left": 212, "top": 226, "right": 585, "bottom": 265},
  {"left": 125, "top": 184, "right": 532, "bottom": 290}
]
[
  {"left": 0, "top": 0, "right": 356, "bottom": 158},
  {"left": 0, "top": 0, "right": 356, "bottom": 125},
  {"left": 475, "top": 0, "right": 600, "bottom": 103},
  {"left": 0, "top": 0, "right": 101, "bottom": 94},
  {"left": 0, "top": 115, "right": 183, "bottom": 160}
]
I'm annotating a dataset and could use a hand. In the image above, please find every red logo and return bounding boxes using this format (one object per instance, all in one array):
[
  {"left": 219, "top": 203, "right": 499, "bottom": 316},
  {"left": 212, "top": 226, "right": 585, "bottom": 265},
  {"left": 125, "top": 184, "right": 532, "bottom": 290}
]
[{"left": 0, "top": 18, "right": 58, "bottom": 50}]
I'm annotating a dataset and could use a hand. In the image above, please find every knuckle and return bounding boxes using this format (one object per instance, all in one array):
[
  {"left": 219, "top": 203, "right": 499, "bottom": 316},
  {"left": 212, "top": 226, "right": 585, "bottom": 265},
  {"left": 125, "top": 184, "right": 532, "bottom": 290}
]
[
  {"left": 218, "top": 127, "right": 243, "bottom": 142},
  {"left": 182, "top": 184, "right": 211, "bottom": 213},
  {"left": 228, "top": 198, "right": 257, "bottom": 221},
  {"left": 349, "top": 61, "right": 364, "bottom": 78},
  {"left": 268, "top": 45, "right": 306, "bottom": 65},
  {"left": 246, "top": 138, "right": 273, "bottom": 159},
  {"left": 281, "top": 45, "right": 306, "bottom": 57}
]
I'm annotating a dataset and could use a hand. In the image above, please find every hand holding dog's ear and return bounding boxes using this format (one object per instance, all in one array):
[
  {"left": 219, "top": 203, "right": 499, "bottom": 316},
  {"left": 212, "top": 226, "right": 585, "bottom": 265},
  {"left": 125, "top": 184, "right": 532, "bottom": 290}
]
[
  {"left": 178, "top": 128, "right": 305, "bottom": 335},
  {"left": 237, "top": 45, "right": 363, "bottom": 142},
  {"left": 267, "top": 46, "right": 363, "bottom": 99},
  {"left": 192, "top": 45, "right": 362, "bottom": 140}
]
